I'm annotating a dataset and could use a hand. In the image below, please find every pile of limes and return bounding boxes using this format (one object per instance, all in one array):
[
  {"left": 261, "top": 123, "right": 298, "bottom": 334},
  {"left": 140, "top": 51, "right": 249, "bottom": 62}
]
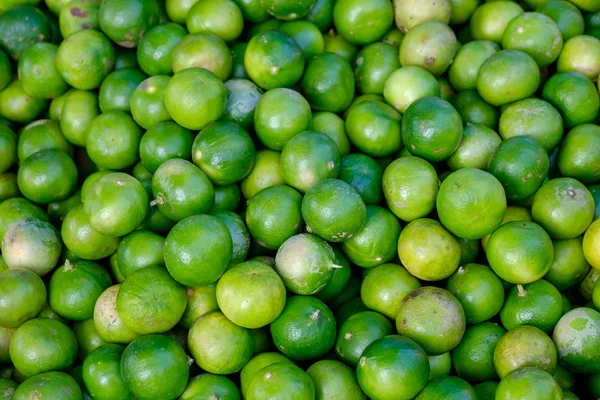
[{"left": 1, "top": 0, "right": 600, "bottom": 398}]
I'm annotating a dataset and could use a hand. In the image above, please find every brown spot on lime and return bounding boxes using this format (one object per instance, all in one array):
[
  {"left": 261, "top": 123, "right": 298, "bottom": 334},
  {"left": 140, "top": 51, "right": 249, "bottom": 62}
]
[
  {"left": 434, "top": 148, "right": 443, "bottom": 153},
  {"left": 118, "top": 41, "right": 135, "bottom": 48},
  {"left": 425, "top": 56, "right": 436, "bottom": 65},
  {"left": 187, "top": 288, "right": 194, "bottom": 296},
  {"left": 567, "top": 189, "right": 576, "bottom": 198},
  {"left": 71, "top": 7, "right": 89, "bottom": 18}
]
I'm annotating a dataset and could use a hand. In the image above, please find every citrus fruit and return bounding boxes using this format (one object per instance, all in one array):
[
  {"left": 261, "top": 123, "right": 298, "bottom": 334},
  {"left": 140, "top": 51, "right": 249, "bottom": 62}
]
[
  {"left": 542, "top": 71, "right": 600, "bottom": 128},
  {"left": 117, "top": 230, "right": 165, "bottom": 279},
  {"left": 246, "top": 362, "right": 315, "bottom": 400},
  {"left": 335, "top": 310, "right": 393, "bottom": 367},
  {"left": 357, "top": 335, "right": 429, "bottom": 400},
  {"left": 58, "top": 0, "right": 100, "bottom": 38},
  {"left": 223, "top": 78, "right": 263, "bottom": 131},
  {"left": 469, "top": 1, "right": 523, "bottom": 43},
  {"left": 355, "top": 42, "right": 400, "bottom": 95},
  {"left": 402, "top": 96, "right": 463, "bottom": 162},
  {"left": 447, "top": 123, "right": 501, "bottom": 170},
  {"left": 557, "top": 124, "right": 600, "bottom": 184},
  {"left": 12, "top": 371, "right": 82, "bottom": 400},
  {"left": 495, "top": 367, "right": 563, "bottom": 400},
  {"left": 537, "top": 0, "right": 584, "bottom": 41},
  {"left": 400, "top": 21, "right": 457, "bottom": 77},
  {"left": 61, "top": 205, "right": 120, "bottom": 261},
  {"left": 210, "top": 209, "right": 250, "bottom": 264},
  {"left": 545, "top": 237, "right": 591, "bottom": 290},
  {"left": 301, "top": 52, "right": 354, "bottom": 113},
  {"left": 553, "top": 307, "right": 600, "bottom": 374},
  {"left": 557, "top": 35, "right": 600, "bottom": 80},
  {"left": 82, "top": 344, "right": 131, "bottom": 400},
  {"left": 383, "top": 66, "right": 439, "bottom": 114},
  {"left": 178, "top": 284, "right": 219, "bottom": 329},
  {"left": 450, "top": 90, "right": 499, "bottom": 129},
  {"left": 0, "top": 5, "right": 51, "bottom": 60},
  {"left": 393, "top": 0, "right": 451, "bottom": 32},
  {"left": 72, "top": 318, "right": 106, "bottom": 361},
  {"left": 0, "top": 125, "right": 16, "bottom": 174},
  {"left": 306, "top": 360, "right": 365, "bottom": 400},
  {"left": 120, "top": 334, "right": 189, "bottom": 400},
  {"left": 240, "top": 352, "right": 293, "bottom": 397},
  {"left": 17, "top": 149, "right": 77, "bottom": 204},
  {"left": 416, "top": 376, "right": 477, "bottom": 400},
  {"left": 93, "top": 285, "right": 139, "bottom": 344},
  {"left": 188, "top": 311, "right": 254, "bottom": 374},
  {"left": 262, "top": 0, "right": 316, "bottom": 20},
  {"left": 333, "top": 0, "right": 393, "bottom": 45},
  {"left": 0, "top": 197, "right": 48, "bottom": 242},
  {"left": 130, "top": 76, "right": 173, "bottom": 129},
  {"left": 448, "top": 40, "right": 499, "bottom": 91},
  {"left": 486, "top": 221, "right": 554, "bottom": 284},
  {"left": 17, "top": 119, "right": 72, "bottom": 164},
  {"left": 279, "top": 20, "right": 325, "bottom": 59},
  {"left": 345, "top": 100, "right": 402, "bottom": 157},
  {"left": 187, "top": 0, "right": 243, "bottom": 42},
  {"left": 180, "top": 373, "right": 241, "bottom": 400},
  {"left": 451, "top": 322, "right": 505, "bottom": 382},
  {"left": 306, "top": 0, "right": 335, "bottom": 31},
  {"left": 583, "top": 219, "right": 600, "bottom": 269},
  {"left": 171, "top": 33, "right": 232, "bottom": 80},
  {"left": 493, "top": 325, "right": 557, "bottom": 378},
  {"left": 245, "top": 185, "right": 303, "bottom": 250},
  {"left": 18, "top": 42, "right": 67, "bottom": 99},
  {"left": 428, "top": 352, "right": 452, "bottom": 380},
  {"left": 117, "top": 266, "right": 186, "bottom": 334},
  {"left": 59, "top": 90, "right": 99, "bottom": 147},
  {"left": 0, "top": 269, "right": 46, "bottom": 329},
  {"left": 98, "top": 0, "right": 160, "bottom": 48},
  {"left": 136, "top": 23, "right": 186, "bottom": 76},
  {"left": 216, "top": 261, "right": 286, "bottom": 329}
]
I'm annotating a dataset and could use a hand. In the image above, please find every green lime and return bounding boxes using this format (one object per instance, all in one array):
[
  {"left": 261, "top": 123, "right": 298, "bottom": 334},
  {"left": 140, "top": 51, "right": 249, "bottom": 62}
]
[
  {"left": 383, "top": 66, "right": 439, "bottom": 113},
  {"left": 451, "top": 322, "right": 505, "bottom": 382},
  {"left": 537, "top": 1, "right": 584, "bottom": 41},
  {"left": 477, "top": 50, "right": 540, "bottom": 106},
  {"left": 398, "top": 218, "right": 460, "bottom": 281},
  {"left": 450, "top": 90, "right": 499, "bottom": 128},
  {"left": 381, "top": 26, "right": 404, "bottom": 47},
  {"left": 500, "top": 280, "right": 563, "bottom": 333},
  {"left": 353, "top": 42, "right": 399, "bottom": 95},
  {"left": 545, "top": 237, "right": 590, "bottom": 290},
  {"left": 18, "top": 42, "right": 67, "bottom": 99},
  {"left": 307, "top": 360, "right": 365, "bottom": 400},
  {"left": 188, "top": 311, "right": 254, "bottom": 374},
  {"left": 301, "top": 52, "right": 354, "bottom": 113},
  {"left": 254, "top": 88, "right": 312, "bottom": 151},
  {"left": 262, "top": 0, "right": 316, "bottom": 20},
  {"left": 305, "top": 0, "right": 334, "bottom": 31},
  {"left": 60, "top": 89, "right": 99, "bottom": 147},
  {"left": 212, "top": 184, "right": 241, "bottom": 212},
  {"left": 245, "top": 18, "right": 283, "bottom": 39},
  {"left": 139, "top": 123, "right": 192, "bottom": 174},
  {"left": 55, "top": 29, "right": 115, "bottom": 90},
  {"left": 333, "top": 0, "right": 393, "bottom": 45},
  {"left": 165, "top": 67, "right": 227, "bottom": 130},
  {"left": 396, "top": 287, "right": 466, "bottom": 355},
  {"left": 117, "top": 266, "right": 186, "bottom": 334},
  {"left": 93, "top": 285, "right": 139, "bottom": 344},
  {"left": 73, "top": 318, "right": 106, "bottom": 360},
  {"left": 402, "top": 97, "right": 463, "bottom": 162},
  {"left": 469, "top": 1, "right": 523, "bottom": 43},
  {"left": 165, "top": 0, "right": 199, "bottom": 23},
  {"left": 192, "top": 121, "right": 255, "bottom": 185},
  {"left": 17, "top": 149, "right": 77, "bottom": 204},
  {"left": 244, "top": 30, "right": 304, "bottom": 89},
  {"left": 279, "top": 20, "right": 324, "bottom": 59},
  {"left": 0, "top": 80, "right": 48, "bottom": 124},
  {"left": 428, "top": 352, "right": 452, "bottom": 380},
  {"left": 498, "top": 98, "right": 564, "bottom": 151},
  {"left": 346, "top": 100, "right": 402, "bottom": 157},
  {"left": 187, "top": 0, "right": 243, "bottom": 42},
  {"left": 584, "top": 219, "right": 600, "bottom": 269},
  {"left": 116, "top": 230, "right": 165, "bottom": 279},
  {"left": 98, "top": 0, "right": 160, "bottom": 47},
  {"left": 171, "top": 33, "right": 232, "bottom": 80},
  {"left": 12, "top": 372, "right": 82, "bottom": 400},
  {"left": 246, "top": 362, "right": 315, "bottom": 400},
  {"left": 357, "top": 335, "right": 429, "bottom": 400},
  {"left": 98, "top": 69, "right": 145, "bottom": 113},
  {"left": 557, "top": 36, "right": 600, "bottom": 81},
  {"left": 61, "top": 204, "right": 119, "bottom": 261},
  {"left": 0, "top": 173, "right": 19, "bottom": 202},
  {"left": 2, "top": 218, "right": 61, "bottom": 276},
  {"left": 223, "top": 78, "right": 263, "bottom": 130},
  {"left": 553, "top": 307, "right": 600, "bottom": 373},
  {"left": 280, "top": 130, "right": 340, "bottom": 193},
  {"left": 416, "top": 376, "right": 477, "bottom": 400},
  {"left": 437, "top": 168, "right": 507, "bottom": 240},
  {"left": 493, "top": 325, "right": 557, "bottom": 378},
  {"left": 152, "top": 159, "right": 215, "bottom": 221},
  {"left": 17, "top": 119, "right": 72, "bottom": 164},
  {"left": 240, "top": 352, "right": 293, "bottom": 397},
  {"left": 231, "top": 42, "right": 249, "bottom": 79},
  {"left": 323, "top": 29, "right": 358, "bottom": 62},
  {"left": 10, "top": 318, "right": 77, "bottom": 377},
  {"left": 0, "top": 198, "right": 48, "bottom": 243},
  {"left": 274, "top": 233, "right": 339, "bottom": 294},
  {"left": 558, "top": 124, "right": 600, "bottom": 184},
  {"left": 495, "top": 367, "right": 563, "bottom": 400},
  {"left": 179, "top": 284, "right": 219, "bottom": 329},
  {"left": 130, "top": 76, "right": 173, "bottom": 130},
  {"left": 447, "top": 123, "right": 501, "bottom": 170},
  {"left": 542, "top": 71, "right": 600, "bottom": 128},
  {"left": 210, "top": 209, "right": 250, "bottom": 264},
  {"left": 82, "top": 344, "right": 132, "bottom": 400},
  {"left": 0, "top": 5, "right": 51, "bottom": 60},
  {"left": 246, "top": 185, "right": 302, "bottom": 250},
  {"left": 393, "top": 0, "right": 451, "bottom": 31},
  {"left": 58, "top": 0, "right": 100, "bottom": 38},
  {"left": 532, "top": 178, "right": 595, "bottom": 240},
  {"left": 0, "top": 377, "right": 16, "bottom": 399},
  {"left": 302, "top": 178, "right": 367, "bottom": 243},
  {"left": 270, "top": 295, "right": 336, "bottom": 361},
  {"left": 400, "top": 21, "right": 457, "bottom": 77},
  {"left": 0, "top": 125, "right": 16, "bottom": 173},
  {"left": 315, "top": 248, "right": 352, "bottom": 303},
  {"left": 335, "top": 311, "right": 393, "bottom": 367},
  {"left": 0, "top": 269, "right": 46, "bottom": 329},
  {"left": 446, "top": 264, "right": 505, "bottom": 324},
  {"left": 578, "top": 264, "right": 600, "bottom": 300},
  {"left": 448, "top": 40, "right": 499, "bottom": 91},
  {"left": 120, "top": 334, "right": 189, "bottom": 400},
  {"left": 338, "top": 154, "right": 382, "bottom": 205},
  {"left": 137, "top": 23, "right": 186, "bottom": 76},
  {"left": 180, "top": 373, "right": 241, "bottom": 400},
  {"left": 0, "top": 49, "right": 10, "bottom": 93}
]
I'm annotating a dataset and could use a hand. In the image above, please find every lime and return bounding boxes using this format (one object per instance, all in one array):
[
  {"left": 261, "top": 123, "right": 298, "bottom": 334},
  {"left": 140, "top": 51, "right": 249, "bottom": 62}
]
[
  {"left": 428, "top": 352, "right": 451, "bottom": 380},
  {"left": 450, "top": 90, "right": 499, "bottom": 129},
  {"left": 481, "top": 206, "right": 530, "bottom": 252},
  {"left": 584, "top": 219, "right": 600, "bottom": 269},
  {"left": 17, "top": 120, "right": 72, "bottom": 164},
  {"left": 346, "top": 100, "right": 402, "bottom": 157},
  {"left": 210, "top": 209, "right": 250, "bottom": 264},
  {"left": 307, "top": 360, "right": 365, "bottom": 400},
  {"left": 448, "top": 40, "right": 499, "bottom": 91},
  {"left": 323, "top": 29, "right": 358, "bottom": 62},
  {"left": 179, "top": 284, "right": 219, "bottom": 329},
  {"left": 61, "top": 205, "right": 120, "bottom": 261},
  {"left": 0, "top": 269, "right": 46, "bottom": 329},
  {"left": 244, "top": 31, "right": 304, "bottom": 89},
  {"left": 333, "top": 0, "right": 393, "bottom": 45},
  {"left": 0, "top": 197, "right": 48, "bottom": 242},
  {"left": 579, "top": 267, "right": 600, "bottom": 301},
  {"left": 59, "top": 90, "right": 99, "bottom": 147},
  {"left": 171, "top": 33, "right": 232, "bottom": 80},
  {"left": 469, "top": 1, "right": 523, "bottom": 43},
  {"left": 0, "top": 49, "right": 10, "bottom": 93},
  {"left": 246, "top": 185, "right": 302, "bottom": 250},
  {"left": 152, "top": 159, "right": 215, "bottom": 221},
  {"left": 241, "top": 150, "right": 284, "bottom": 200},
  {"left": 98, "top": 0, "right": 160, "bottom": 48},
  {"left": 0, "top": 173, "right": 19, "bottom": 202},
  {"left": 315, "top": 248, "right": 352, "bottom": 303},
  {"left": 117, "top": 230, "right": 165, "bottom": 279},
  {"left": 0, "top": 5, "right": 51, "bottom": 60},
  {"left": 12, "top": 372, "right": 82, "bottom": 400},
  {"left": 542, "top": 71, "right": 600, "bottom": 128},
  {"left": 117, "top": 266, "right": 186, "bottom": 334},
  {"left": 98, "top": 69, "right": 145, "bottom": 113},
  {"left": 558, "top": 124, "right": 600, "bottom": 184},
  {"left": 49, "top": 260, "right": 111, "bottom": 321},
  {"left": 532, "top": 178, "right": 595, "bottom": 240},
  {"left": 305, "top": 0, "right": 334, "bottom": 31},
  {"left": 58, "top": 0, "right": 100, "bottom": 38},
  {"left": 302, "top": 178, "right": 366, "bottom": 243},
  {"left": 0, "top": 80, "right": 49, "bottom": 124},
  {"left": 447, "top": 123, "right": 501, "bottom": 170},
  {"left": 221, "top": 80, "right": 261, "bottom": 132},
  {"left": 262, "top": 0, "right": 316, "bottom": 20},
  {"left": 537, "top": 1, "right": 584, "bottom": 41},
  {"left": 402, "top": 97, "right": 463, "bottom": 162},
  {"left": 398, "top": 218, "right": 461, "bottom": 281},
  {"left": 10, "top": 318, "right": 77, "bottom": 377},
  {"left": 246, "top": 362, "right": 315, "bottom": 400},
  {"left": 180, "top": 373, "right": 241, "bottom": 400},
  {"left": 553, "top": 307, "right": 600, "bottom": 373},
  {"left": 279, "top": 20, "right": 324, "bottom": 59},
  {"left": 452, "top": 322, "right": 505, "bottom": 382},
  {"left": 83, "top": 172, "right": 148, "bottom": 237},
  {"left": 188, "top": 311, "right": 254, "bottom": 374},
  {"left": 130, "top": 76, "right": 173, "bottom": 130},
  {"left": 164, "top": 67, "right": 227, "bottom": 130},
  {"left": 545, "top": 237, "right": 590, "bottom": 290},
  {"left": 165, "top": 0, "right": 199, "bottom": 23},
  {"left": 93, "top": 285, "right": 139, "bottom": 344},
  {"left": 231, "top": 42, "right": 249, "bottom": 79},
  {"left": 500, "top": 280, "right": 563, "bottom": 333},
  {"left": 302, "top": 53, "right": 355, "bottom": 114},
  {"left": 216, "top": 261, "right": 286, "bottom": 328},
  {"left": 82, "top": 344, "right": 132, "bottom": 400},
  {"left": 240, "top": 352, "right": 293, "bottom": 397},
  {"left": 73, "top": 318, "right": 106, "bottom": 360},
  {"left": 280, "top": 130, "right": 340, "bottom": 193},
  {"left": 393, "top": 0, "right": 451, "bottom": 32},
  {"left": 493, "top": 325, "right": 557, "bottom": 378},
  {"left": 498, "top": 98, "right": 564, "bottom": 151},
  {"left": 416, "top": 376, "right": 476, "bottom": 400},
  {"left": 120, "top": 334, "right": 189, "bottom": 400},
  {"left": 400, "top": 21, "right": 457, "bottom": 77},
  {"left": 446, "top": 264, "right": 505, "bottom": 324},
  {"left": 335, "top": 311, "right": 393, "bottom": 367},
  {"left": 18, "top": 42, "right": 67, "bottom": 99},
  {"left": 136, "top": 23, "right": 186, "bottom": 76},
  {"left": 357, "top": 335, "right": 429, "bottom": 400},
  {"left": 495, "top": 367, "right": 563, "bottom": 400},
  {"left": 2, "top": 218, "right": 61, "bottom": 276},
  {"left": 383, "top": 66, "right": 440, "bottom": 113},
  {"left": 0, "top": 125, "right": 16, "bottom": 173},
  {"left": 477, "top": 50, "right": 540, "bottom": 106},
  {"left": 270, "top": 295, "right": 336, "bottom": 361},
  {"left": 338, "top": 154, "right": 382, "bottom": 205},
  {"left": 0, "top": 377, "right": 16, "bottom": 399},
  {"left": 139, "top": 123, "right": 192, "bottom": 174},
  {"left": 355, "top": 42, "right": 400, "bottom": 95},
  {"left": 557, "top": 36, "right": 600, "bottom": 80},
  {"left": 187, "top": 0, "right": 243, "bottom": 42}
]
